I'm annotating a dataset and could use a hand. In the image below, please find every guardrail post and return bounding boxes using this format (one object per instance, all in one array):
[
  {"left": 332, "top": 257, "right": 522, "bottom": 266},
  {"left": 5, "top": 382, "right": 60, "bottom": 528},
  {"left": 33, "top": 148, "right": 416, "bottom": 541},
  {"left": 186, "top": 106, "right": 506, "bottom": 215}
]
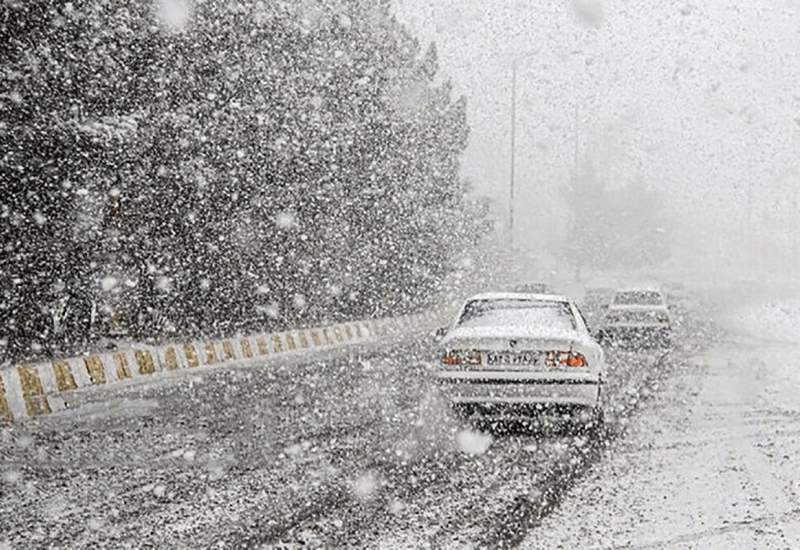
[
  {"left": 18, "top": 366, "right": 51, "bottom": 416},
  {"left": 0, "top": 375, "right": 13, "bottom": 422}
]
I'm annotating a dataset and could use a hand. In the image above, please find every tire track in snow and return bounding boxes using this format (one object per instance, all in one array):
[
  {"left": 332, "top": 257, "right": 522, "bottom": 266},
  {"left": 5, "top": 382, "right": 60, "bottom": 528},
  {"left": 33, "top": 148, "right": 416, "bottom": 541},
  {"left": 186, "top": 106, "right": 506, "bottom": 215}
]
[
  {"left": 257, "top": 300, "right": 706, "bottom": 549},
  {"left": 474, "top": 316, "right": 710, "bottom": 548},
  {"left": 272, "top": 350, "right": 668, "bottom": 548}
]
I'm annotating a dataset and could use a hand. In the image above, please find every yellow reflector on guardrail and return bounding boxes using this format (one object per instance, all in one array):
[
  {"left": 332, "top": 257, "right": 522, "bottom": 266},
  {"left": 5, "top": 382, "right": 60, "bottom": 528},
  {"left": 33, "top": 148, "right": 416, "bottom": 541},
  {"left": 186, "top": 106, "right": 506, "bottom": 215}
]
[
  {"left": 205, "top": 342, "right": 218, "bottom": 365},
  {"left": 222, "top": 341, "right": 236, "bottom": 361},
  {"left": 164, "top": 347, "right": 179, "bottom": 371},
  {"left": 241, "top": 339, "right": 253, "bottom": 359},
  {"left": 0, "top": 376, "right": 13, "bottom": 422},
  {"left": 184, "top": 345, "right": 200, "bottom": 368},
  {"left": 18, "top": 366, "right": 51, "bottom": 416},
  {"left": 84, "top": 356, "right": 107, "bottom": 385},
  {"left": 134, "top": 351, "right": 155, "bottom": 375},
  {"left": 256, "top": 336, "right": 269, "bottom": 355},
  {"left": 52, "top": 362, "right": 78, "bottom": 391},
  {"left": 113, "top": 353, "right": 132, "bottom": 379}
]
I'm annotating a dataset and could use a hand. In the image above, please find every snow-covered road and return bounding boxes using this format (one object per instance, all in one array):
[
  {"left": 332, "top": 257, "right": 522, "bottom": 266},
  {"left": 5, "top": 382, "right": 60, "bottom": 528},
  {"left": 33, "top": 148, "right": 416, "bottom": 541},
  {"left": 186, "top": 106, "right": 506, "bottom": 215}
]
[
  {"left": 527, "top": 292, "right": 800, "bottom": 549},
  {"left": 0, "top": 293, "right": 709, "bottom": 548}
]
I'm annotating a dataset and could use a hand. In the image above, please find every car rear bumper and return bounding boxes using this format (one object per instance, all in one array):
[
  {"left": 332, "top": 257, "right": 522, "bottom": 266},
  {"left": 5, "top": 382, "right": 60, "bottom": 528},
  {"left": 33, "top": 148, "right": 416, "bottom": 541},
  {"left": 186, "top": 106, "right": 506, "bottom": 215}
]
[{"left": 433, "top": 371, "right": 601, "bottom": 408}]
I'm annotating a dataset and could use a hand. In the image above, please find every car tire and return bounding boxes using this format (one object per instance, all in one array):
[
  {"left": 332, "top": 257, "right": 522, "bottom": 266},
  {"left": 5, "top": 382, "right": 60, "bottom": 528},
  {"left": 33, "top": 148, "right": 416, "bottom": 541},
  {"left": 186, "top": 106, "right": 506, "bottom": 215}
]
[
  {"left": 572, "top": 405, "right": 604, "bottom": 434},
  {"left": 592, "top": 406, "right": 605, "bottom": 426},
  {"left": 581, "top": 406, "right": 605, "bottom": 435}
]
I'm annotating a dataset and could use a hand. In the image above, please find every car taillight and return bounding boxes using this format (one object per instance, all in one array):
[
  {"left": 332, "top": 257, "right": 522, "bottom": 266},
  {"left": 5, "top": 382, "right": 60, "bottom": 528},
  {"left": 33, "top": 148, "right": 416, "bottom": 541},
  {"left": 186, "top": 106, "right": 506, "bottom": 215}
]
[
  {"left": 559, "top": 352, "right": 588, "bottom": 367},
  {"left": 443, "top": 354, "right": 460, "bottom": 365},
  {"left": 441, "top": 350, "right": 482, "bottom": 366}
]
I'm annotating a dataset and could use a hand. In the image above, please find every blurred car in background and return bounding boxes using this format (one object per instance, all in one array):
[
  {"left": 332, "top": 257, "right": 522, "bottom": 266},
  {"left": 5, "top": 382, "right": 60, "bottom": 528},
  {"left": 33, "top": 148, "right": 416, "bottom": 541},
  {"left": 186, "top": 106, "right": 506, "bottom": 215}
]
[
  {"left": 431, "top": 292, "right": 605, "bottom": 429},
  {"left": 597, "top": 287, "right": 672, "bottom": 348},
  {"left": 512, "top": 282, "right": 553, "bottom": 294}
]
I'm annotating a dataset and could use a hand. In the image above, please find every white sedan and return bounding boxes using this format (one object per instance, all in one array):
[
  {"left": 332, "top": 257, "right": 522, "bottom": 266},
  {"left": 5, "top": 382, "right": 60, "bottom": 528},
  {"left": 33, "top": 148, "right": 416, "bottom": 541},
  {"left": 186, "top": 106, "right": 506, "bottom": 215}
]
[
  {"left": 597, "top": 287, "right": 673, "bottom": 348},
  {"left": 431, "top": 293, "right": 605, "bottom": 427}
]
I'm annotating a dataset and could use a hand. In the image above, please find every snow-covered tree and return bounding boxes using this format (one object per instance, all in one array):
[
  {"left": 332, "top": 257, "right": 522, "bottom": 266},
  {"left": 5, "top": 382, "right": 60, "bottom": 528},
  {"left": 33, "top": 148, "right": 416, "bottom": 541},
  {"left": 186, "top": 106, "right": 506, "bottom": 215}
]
[{"left": 0, "top": 0, "right": 487, "bottom": 360}]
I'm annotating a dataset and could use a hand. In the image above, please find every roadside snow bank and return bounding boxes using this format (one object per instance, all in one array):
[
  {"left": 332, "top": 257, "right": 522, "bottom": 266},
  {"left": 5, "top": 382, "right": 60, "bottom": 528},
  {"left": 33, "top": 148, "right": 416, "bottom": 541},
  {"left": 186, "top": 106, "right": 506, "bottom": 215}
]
[
  {"left": 712, "top": 295, "right": 800, "bottom": 412},
  {"left": 722, "top": 299, "right": 800, "bottom": 344}
]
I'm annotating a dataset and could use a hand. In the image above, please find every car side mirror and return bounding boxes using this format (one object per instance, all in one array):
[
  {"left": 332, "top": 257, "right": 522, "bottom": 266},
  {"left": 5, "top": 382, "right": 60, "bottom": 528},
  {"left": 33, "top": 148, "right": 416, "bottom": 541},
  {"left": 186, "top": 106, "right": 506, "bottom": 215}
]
[{"left": 432, "top": 326, "right": 448, "bottom": 342}]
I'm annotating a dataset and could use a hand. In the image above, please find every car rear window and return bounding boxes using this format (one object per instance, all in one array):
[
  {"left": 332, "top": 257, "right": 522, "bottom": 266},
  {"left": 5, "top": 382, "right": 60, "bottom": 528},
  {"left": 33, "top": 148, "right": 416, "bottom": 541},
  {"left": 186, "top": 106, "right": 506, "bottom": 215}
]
[
  {"left": 613, "top": 291, "right": 663, "bottom": 306},
  {"left": 457, "top": 299, "right": 576, "bottom": 330}
]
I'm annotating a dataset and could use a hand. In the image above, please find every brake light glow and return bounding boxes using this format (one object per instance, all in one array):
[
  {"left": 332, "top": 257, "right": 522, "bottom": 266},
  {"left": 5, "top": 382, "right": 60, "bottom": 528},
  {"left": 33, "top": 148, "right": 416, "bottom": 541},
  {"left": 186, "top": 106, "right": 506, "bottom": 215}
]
[
  {"left": 558, "top": 352, "right": 588, "bottom": 367},
  {"left": 443, "top": 354, "right": 460, "bottom": 365},
  {"left": 441, "top": 350, "right": 482, "bottom": 366}
]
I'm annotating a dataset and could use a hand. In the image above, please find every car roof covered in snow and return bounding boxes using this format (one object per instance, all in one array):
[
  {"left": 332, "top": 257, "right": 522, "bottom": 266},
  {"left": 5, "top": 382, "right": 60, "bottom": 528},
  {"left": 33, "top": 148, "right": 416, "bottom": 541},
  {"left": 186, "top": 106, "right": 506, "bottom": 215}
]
[
  {"left": 608, "top": 303, "right": 670, "bottom": 312},
  {"left": 615, "top": 285, "right": 664, "bottom": 293},
  {"left": 464, "top": 292, "right": 572, "bottom": 304}
]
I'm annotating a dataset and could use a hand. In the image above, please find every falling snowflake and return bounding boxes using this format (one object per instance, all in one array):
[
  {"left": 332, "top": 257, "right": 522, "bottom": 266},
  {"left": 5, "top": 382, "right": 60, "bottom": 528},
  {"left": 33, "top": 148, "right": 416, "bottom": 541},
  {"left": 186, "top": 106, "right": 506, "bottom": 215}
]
[
  {"left": 156, "top": 0, "right": 190, "bottom": 31},
  {"left": 292, "top": 294, "right": 307, "bottom": 309},
  {"left": 274, "top": 210, "right": 298, "bottom": 230},
  {"left": 456, "top": 429, "right": 492, "bottom": 456},
  {"left": 1, "top": 469, "right": 22, "bottom": 484},
  {"left": 265, "top": 303, "right": 280, "bottom": 319},
  {"left": 389, "top": 500, "right": 405, "bottom": 514},
  {"left": 101, "top": 276, "right": 118, "bottom": 292},
  {"left": 327, "top": 284, "right": 343, "bottom": 297},
  {"left": 284, "top": 443, "right": 304, "bottom": 457},
  {"left": 352, "top": 471, "right": 379, "bottom": 501},
  {"left": 155, "top": 276, "right": 173, "bottom": 292}
]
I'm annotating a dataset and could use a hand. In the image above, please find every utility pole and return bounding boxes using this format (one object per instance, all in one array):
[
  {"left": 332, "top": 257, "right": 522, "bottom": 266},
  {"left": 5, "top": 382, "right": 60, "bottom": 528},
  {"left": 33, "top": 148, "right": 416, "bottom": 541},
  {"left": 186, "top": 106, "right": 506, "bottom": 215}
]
[
  {"left": 509, "top": 60, "right": 517, "bottom": 251},
  {"left": 791, "top": 171, "right": 799, "bottom": 276},
  {"left": 573, "top": 102, "right": 579, "bottom": 181}
]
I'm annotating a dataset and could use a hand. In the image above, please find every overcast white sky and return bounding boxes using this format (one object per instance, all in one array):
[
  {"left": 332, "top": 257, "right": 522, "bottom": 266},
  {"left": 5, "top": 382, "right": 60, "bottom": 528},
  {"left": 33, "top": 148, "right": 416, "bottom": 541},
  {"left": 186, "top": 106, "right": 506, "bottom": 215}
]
[{"left": 393, "top": 0, "right": 800, "bottom": 270}]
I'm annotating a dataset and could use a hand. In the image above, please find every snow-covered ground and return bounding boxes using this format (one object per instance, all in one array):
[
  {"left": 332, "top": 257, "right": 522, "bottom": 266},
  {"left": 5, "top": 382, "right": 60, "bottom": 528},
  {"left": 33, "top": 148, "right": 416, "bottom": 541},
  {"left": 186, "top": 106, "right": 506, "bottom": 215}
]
[
  {"left": 0, "top": 292, "right": 705, "bottom": 548},
  {"left": 526, "top": 290, "right": 800, "bottom": 549}
]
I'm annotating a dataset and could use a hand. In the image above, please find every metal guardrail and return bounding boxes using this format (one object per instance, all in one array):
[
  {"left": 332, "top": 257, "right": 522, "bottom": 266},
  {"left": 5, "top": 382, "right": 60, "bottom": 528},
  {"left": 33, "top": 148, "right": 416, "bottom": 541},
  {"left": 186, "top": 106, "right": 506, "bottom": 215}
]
[{"left": 0, "top": 310, "right": 447, "bottom": 423}]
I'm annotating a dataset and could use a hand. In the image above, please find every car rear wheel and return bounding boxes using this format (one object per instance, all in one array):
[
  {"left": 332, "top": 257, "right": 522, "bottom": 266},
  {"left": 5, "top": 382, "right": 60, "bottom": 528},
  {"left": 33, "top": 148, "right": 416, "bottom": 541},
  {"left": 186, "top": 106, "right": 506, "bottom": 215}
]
[
  {"left": 591, "top": 406, "right": 605, "bottom": 427},
  {"left": 563, "top": 404, "right": 601, "bottom": 432}
]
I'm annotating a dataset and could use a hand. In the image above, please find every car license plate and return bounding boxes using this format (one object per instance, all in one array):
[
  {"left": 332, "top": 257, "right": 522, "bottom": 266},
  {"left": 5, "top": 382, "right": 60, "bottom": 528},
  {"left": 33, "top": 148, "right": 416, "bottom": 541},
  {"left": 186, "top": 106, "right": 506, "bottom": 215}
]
[{"left": 485, "top": 351, "right": 540, "bottom": 367}]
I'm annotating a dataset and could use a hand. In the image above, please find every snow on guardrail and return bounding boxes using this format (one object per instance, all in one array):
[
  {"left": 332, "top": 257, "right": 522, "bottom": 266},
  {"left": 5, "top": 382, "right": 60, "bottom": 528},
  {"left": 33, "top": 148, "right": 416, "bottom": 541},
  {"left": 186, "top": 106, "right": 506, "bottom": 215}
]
[{"left": 0, "top": 310, "right": 444, "bottom": 423}]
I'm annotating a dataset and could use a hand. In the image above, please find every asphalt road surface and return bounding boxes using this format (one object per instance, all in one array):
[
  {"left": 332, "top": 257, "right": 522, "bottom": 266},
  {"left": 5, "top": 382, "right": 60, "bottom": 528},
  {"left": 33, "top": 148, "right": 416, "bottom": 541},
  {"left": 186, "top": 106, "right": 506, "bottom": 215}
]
[{"left": 1, "top": 293, "right": 712, "bottom": 549}]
